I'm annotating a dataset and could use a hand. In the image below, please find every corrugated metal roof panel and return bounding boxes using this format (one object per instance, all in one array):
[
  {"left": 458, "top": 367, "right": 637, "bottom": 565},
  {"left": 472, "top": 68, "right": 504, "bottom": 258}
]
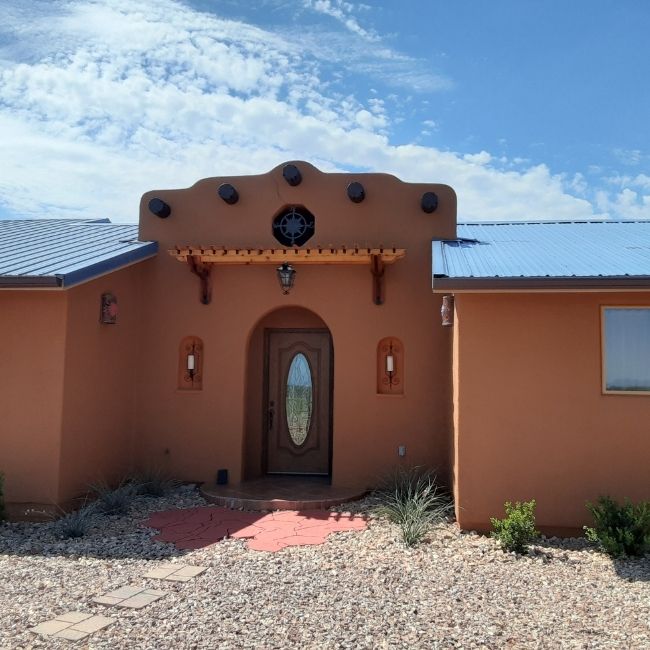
[
  {"left": 434, "top": 221, "right": 650, "bottom": 281},
  {"left": 0, "top": 219, "right": 157, "bottom": 288}
]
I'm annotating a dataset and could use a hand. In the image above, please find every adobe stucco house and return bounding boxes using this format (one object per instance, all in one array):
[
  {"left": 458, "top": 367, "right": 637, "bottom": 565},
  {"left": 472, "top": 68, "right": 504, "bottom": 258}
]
[{"left": 1, "top": 162, "right": 649, "bottom": 532}]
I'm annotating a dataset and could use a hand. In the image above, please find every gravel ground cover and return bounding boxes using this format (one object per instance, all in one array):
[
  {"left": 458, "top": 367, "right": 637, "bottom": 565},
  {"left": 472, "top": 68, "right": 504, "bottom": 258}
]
[{"left": 0, "top": 486, "right": 648, "bottom": 649}]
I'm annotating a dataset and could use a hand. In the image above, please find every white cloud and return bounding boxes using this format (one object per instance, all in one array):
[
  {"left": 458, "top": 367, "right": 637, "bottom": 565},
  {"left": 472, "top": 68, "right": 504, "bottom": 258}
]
[
  {"left": 0, "top": 0, "right": 638, "bottom": 224},
  {"left": 302, "top": 0, "right": 379, "bottom": 42},
  {"left": 595, "top": 188, "right": 650, "bottom": 220}
]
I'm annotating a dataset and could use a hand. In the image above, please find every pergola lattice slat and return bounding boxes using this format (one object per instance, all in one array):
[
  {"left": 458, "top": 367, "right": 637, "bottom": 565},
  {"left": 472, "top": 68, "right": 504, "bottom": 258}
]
[
  {"left": 169, "top": 246, "right": 406, "bottom": 265},
  {"left": 169, "top": 246, "right": 406, "bottom": 305}
]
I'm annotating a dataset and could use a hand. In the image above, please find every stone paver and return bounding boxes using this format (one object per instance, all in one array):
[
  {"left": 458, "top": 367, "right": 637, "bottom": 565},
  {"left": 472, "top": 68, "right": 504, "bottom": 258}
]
[
  {"left": 93, "top": 586, "right": 167, "bottom": 609},
  {"left": 145, "top": 507, "right": 367, "bottom": 552},
  {"left": 143, "top": 563, "right": 207, "bottom": 582},
  {"left": 30, "top": 612, "right": 115, "bottom": 641}
]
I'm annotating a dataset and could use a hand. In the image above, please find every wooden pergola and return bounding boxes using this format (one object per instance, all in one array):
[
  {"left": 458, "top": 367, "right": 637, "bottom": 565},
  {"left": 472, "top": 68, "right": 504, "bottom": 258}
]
[{"left": 168, "top": 246, "right": 406, "bottom": 305}]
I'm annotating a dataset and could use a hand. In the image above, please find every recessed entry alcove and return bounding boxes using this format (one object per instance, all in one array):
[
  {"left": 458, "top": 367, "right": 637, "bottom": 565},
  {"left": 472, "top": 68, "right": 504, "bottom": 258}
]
[{"left": 243, "top": 306, "right": 333, "bottom": 481}]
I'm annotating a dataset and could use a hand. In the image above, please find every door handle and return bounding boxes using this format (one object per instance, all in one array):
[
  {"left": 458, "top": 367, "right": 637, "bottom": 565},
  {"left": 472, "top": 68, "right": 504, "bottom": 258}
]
[{"left": 268, "top": 401, "right": 275, "bottom": 430}]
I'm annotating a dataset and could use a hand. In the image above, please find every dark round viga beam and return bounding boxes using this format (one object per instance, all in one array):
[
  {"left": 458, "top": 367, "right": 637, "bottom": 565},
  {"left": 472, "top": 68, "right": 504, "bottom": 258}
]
[
  {"left": 421, "top": 191, "right": 439, "bottom": 213},
  {"left": 347, "top": 181, "right": 365, "bottom": 203},
  {"left": 282, "top": 163, "right": 302, "bottom": 186},
  {"left": 218, "top": 183, "right": 239, "bottom": 205},
  {"left": 148, "top": 197, "right": 171, "bottom": 218}
]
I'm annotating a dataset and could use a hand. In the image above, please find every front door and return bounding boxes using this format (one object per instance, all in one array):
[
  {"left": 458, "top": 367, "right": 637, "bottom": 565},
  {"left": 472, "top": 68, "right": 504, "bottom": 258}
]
[{"left": 265, "top": 329, "right": 332, "bottom": 475}]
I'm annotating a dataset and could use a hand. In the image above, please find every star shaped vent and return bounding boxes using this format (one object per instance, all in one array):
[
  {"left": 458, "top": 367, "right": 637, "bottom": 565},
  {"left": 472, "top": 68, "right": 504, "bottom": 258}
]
[{"left": 272, "top": 206, "right": 315, "bottom": 247}]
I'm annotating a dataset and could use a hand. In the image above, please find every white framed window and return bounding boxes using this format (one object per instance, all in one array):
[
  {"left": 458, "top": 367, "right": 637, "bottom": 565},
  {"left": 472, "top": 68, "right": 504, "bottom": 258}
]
[{"left": 601, "top": 306, "right": 650, "bottom": 394}]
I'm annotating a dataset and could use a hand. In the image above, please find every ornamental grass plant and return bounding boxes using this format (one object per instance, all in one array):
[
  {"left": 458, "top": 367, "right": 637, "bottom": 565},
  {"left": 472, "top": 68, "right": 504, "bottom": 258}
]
[
  {"left": 375, "top": 466, "right": 452, "bottom": 546},
  {"left": 131, "top": 468, "right": 181, "bottom": 497},
  {"left": 53, "top": 502, "right": 97, "bottom": 539},
  {"left": 89, "top": 480, "right": 137, "bottom": 516}
]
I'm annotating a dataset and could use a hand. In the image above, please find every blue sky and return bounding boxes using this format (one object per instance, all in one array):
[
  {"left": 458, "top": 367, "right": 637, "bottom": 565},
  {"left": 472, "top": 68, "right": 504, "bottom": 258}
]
[{"left": 1, "top": 0, "right": 649, "bottom": 223}]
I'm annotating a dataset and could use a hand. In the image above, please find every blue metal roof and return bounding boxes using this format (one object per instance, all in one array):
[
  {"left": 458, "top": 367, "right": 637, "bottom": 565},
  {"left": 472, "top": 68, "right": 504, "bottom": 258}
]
[
  {"left": 433, "top": 221, "right": 650, "bottom": 290},
  {"left": 0, "top": 219, "right": 158, "bottom": 288}
]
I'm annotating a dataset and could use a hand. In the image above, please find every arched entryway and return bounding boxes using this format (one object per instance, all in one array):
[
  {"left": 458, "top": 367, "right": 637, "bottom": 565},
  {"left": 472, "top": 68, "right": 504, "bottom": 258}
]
[{"left": 243, "top": 306, "right": 333, "bottom": 481}]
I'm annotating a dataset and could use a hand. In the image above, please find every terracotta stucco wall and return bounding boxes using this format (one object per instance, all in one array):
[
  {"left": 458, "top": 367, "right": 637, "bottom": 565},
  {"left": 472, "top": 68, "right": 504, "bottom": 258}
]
[
  {"left": 135, "top": 162, "right": 455, "bottom": 490},
  {"left": 58, "top": 265, "right": 143, "bottom": 503},
  {"left": 0, "top": 292, "right": 66, "bottom": 510},
  {"left": 453, "top": 292, "right": 650, "bottom": 532}
]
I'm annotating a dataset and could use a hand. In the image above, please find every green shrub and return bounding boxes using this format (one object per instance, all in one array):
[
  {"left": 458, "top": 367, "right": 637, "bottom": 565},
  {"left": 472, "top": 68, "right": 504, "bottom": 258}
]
[
  {"left": 90, "top": 480, "right": 136, "bottom": 515},
  {"left": 585, "top": 496, "right": 650, "bottom": 558},
  {"left": 491, "top": 500, "right": 539, "bottom": 553},
  {"left": 375, "top": 466, "right": 452, "bottom": 546},
  {"left": 0, "top": 473, "right": 5, "bottom": 522}
]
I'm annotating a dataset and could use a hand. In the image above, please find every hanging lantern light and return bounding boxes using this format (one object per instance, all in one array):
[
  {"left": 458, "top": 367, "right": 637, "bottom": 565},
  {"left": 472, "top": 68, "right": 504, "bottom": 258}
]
[{"left": 276, "top": 262, "right": 296, "bottom": 295}]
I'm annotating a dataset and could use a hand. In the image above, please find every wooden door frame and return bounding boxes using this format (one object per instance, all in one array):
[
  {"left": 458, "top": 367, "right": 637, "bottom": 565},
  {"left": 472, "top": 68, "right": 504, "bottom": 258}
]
[{"left": 262, "top": 328, "right": 334, "bottom": 476}]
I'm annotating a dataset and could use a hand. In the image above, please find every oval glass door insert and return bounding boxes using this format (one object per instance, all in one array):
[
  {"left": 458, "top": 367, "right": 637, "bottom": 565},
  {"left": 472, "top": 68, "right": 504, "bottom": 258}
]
[{"left": 286, "top": 353, "right": 313, "bottom": 446}]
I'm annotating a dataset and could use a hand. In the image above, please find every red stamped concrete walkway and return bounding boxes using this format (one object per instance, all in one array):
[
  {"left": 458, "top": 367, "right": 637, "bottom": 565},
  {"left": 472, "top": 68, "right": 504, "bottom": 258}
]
[{"left": 145, "top": 507, "right": 367, "bottom": 552}]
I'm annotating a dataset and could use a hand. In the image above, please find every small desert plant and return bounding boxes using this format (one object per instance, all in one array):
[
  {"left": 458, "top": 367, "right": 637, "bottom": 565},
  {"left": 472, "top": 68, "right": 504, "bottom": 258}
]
[
  {"left": 491, "top": 500, "right": 539, "bottom": 553},
  {"left": 53, "top": 503, "right": 97, "bottom": 539},
  {"left": 90, "top": 480, "right": 136, "bottom": 515},
  {"left": 0, "top": 473, "right": 6, "bottom": 522},
  {"left": 132, "top": 469, "right": 180, "bottom": 497},
  {"left": 585, "top": 496, "right": 650, "bottom": 558},
  {"left": 375, "top": 466, "right": 452, "bottom": 546}
]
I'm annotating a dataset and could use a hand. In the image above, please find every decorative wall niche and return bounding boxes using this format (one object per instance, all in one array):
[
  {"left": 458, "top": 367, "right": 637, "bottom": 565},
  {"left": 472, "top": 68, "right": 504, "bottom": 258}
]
[
  {"left": 377, "top": 337, "right": 404, "bottom": 395},
  {"left": 178, "top": 336, "right": 203, "bottom": 391}
]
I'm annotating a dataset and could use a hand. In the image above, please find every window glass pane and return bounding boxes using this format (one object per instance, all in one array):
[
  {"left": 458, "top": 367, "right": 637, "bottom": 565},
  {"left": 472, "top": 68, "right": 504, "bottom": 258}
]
[
  {"left": 604, "top": 308, "right": 650, "bottom": 391},
  {"left": 286, "top": 353, "right": 313, "bottom": 445}
]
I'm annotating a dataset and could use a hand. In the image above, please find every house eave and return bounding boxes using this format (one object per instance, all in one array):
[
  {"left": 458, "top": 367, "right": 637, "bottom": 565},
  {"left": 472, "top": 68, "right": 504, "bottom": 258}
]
[{"left": 432, "top": 276, "right": 650, "bottom": 292}]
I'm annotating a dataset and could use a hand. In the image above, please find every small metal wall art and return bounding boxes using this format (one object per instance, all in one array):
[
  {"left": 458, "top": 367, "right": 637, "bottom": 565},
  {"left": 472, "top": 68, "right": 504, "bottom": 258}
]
[
  {"left": 100, "top": 293, "right": 118, "bottom": 324},
  {"left": 441, "top": 295, "right": 454, "bottom": 327}
]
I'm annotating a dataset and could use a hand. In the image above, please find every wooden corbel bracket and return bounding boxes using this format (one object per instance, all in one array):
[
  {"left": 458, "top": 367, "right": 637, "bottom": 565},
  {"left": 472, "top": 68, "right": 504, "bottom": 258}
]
[
  {"left": 370, "top": 254, "right": 385, "bottom": 306},
  {"left": 188, "top": 255, "right": 213, "bottom": 305}
]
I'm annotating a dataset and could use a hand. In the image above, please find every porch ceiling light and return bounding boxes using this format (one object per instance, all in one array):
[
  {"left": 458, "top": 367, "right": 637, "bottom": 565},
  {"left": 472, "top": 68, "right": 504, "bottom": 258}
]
[{"left": 277, "top": 262, "right": 296, "bottom": 295}]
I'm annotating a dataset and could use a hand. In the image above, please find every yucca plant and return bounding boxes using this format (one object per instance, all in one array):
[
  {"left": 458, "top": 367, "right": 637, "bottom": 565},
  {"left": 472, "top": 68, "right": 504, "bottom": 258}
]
[
  {"left": 375, "top": 466, "right": 452, "bottom": 546},
  {"left": 89, "top": 480, "right": 136, "bottom": 515}
]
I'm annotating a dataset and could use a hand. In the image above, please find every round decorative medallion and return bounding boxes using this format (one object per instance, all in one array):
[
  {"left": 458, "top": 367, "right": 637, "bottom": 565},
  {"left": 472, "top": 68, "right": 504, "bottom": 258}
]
[{"left": 272, "top": 206, "right": 315, "bottom": 246}]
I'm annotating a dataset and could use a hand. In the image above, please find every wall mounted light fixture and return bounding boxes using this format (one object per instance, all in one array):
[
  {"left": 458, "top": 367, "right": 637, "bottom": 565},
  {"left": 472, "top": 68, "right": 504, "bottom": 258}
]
[
  {"left": 385, "top": 343, "right": 396, "bottom": 388},
  {"left": 277, "top": 262, "right": 296, "bottom": 295},
  {"left": 377, "top": 337, "right": 404, "bottom": 395},
  {"left": 178, "top": 336, "right": 203, "bottom": 390}
]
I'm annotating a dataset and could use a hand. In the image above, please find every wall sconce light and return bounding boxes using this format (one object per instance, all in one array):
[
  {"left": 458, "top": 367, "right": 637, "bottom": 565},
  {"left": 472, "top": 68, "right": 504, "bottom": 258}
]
[
  {"left": 277, "top": 262, "right": 296, "bottom": 295},
  {"left": 377, "top": 337, "right": 403, "bottom": 395},
  {"left": 385, "top": 343, "right": 396, "bottom": 388},
  {"left": 441, "top": 295, "right": 454, "bottom": 327},
  {"left": 187, "top": 351, "right": 196, "bottom": 380},
  {"left": 178, "top": 336, "right": 203, "bottom": 390}
]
